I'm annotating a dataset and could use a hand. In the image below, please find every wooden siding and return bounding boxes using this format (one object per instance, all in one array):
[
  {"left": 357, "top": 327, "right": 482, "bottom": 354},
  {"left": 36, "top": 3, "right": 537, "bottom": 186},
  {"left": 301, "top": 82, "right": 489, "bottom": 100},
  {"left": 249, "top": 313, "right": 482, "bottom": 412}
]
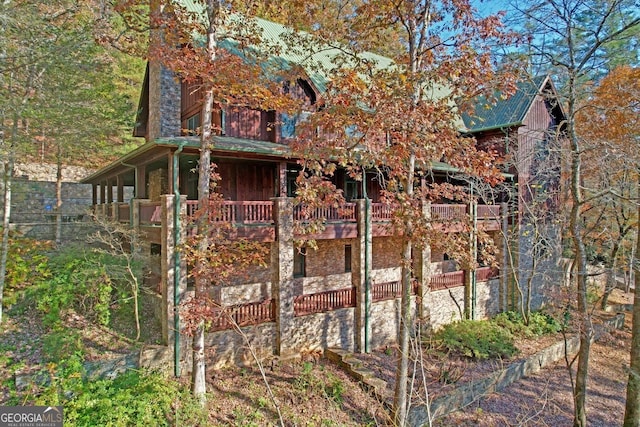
[
  {"left": 181, "top": 78, "right": 315, "bottom": 143},
  {"left": 216, "top": 161, "right": 276, "bottom": 201}
]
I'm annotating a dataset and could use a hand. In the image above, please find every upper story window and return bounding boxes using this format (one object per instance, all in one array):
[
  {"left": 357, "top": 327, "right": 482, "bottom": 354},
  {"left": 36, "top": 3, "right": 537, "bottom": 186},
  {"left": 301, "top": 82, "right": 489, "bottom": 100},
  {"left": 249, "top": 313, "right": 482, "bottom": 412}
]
[
  {"left": 181, "top": 78, "right": 317, "bottom": 143},
  {"left": 186, "top": 113, "right": 200, "bottom": 135}
]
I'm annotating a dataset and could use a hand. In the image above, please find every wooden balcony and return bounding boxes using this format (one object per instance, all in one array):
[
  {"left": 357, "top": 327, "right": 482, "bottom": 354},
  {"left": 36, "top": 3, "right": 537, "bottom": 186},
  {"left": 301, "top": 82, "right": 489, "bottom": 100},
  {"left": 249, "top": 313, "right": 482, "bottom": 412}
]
[
  {"left": 95, "top": 199, "right": 501, "bottom": 242},
  {"left": 186, "top": 200, "right": 275, "bottom": 225},
  {"left": 429, "top": 270, "right": 465, "bottom": 291},
  {"left": 209, "top": 299, "right": 275, "bottom": 332},
  {"left": 294, "top": 287, "right": 356, "bottom": 316}
]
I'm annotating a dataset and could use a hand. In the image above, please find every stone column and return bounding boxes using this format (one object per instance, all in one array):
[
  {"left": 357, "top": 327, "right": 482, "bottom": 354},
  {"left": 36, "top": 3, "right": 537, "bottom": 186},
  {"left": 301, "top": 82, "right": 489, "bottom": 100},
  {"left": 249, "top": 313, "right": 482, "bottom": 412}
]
[
  {"left": 148, "top": 64, "right": 181, "bottom": 141},
  {"left": 354, "top": 199, "right": 372, "bottom": 353},
  {"left": 161, "top": 194, "right": 187, "bottom": 346},
  {"left": 277, "top": 162, "right": 287, "bottom": 197},
  {"left": 415, "top": 202, "right": 432, "bottom": 325},
  {"left": 271, "top": 197, "right": 295, "bottom": 357}
]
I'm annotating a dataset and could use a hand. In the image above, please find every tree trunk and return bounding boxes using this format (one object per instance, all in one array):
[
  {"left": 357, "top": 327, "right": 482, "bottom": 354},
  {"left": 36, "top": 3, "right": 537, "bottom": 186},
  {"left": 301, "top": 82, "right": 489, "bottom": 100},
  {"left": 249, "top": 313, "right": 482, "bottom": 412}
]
[
  {"left": 623, "top": 177, "right": 640, "bottom": 427},
  {"left": 55, "top": 146, "right": 63, "bottom": 246},
  {"left": 393, "top": 153, "right": 416, "bottom": 426},
  {"left": 568, "top": 83, "right": 592, "bottom": 427},
  {"left": 191, "top": 0, "right": 219, "bottom": 404},
  {"left": 601, "top": 241, "right": 621, "bottom": 310},
  {"left": 0, "top": 117, "right": 17, "bottom": 325}
]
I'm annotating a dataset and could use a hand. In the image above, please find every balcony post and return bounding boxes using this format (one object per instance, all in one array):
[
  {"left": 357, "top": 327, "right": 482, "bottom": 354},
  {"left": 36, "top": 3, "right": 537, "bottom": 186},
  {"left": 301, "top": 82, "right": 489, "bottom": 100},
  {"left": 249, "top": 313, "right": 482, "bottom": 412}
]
[
  {"left": 271, "top": 197, "right": 296, "bottom": 357},
  {"left": 354, "top": 199, "right": 372, "bottom": 353},
  {"left": 415, "top": 201, "right": 432, "bottom": 326}
]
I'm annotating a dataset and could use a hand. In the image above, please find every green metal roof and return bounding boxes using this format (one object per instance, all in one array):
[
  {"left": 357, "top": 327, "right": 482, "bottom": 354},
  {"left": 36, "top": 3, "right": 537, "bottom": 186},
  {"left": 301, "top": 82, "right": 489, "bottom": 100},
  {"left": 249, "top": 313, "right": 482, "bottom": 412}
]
[
  {"left": 157, "top": 135, "right": 291, "bottom": 157},
  {"left": 462, "top": 75, "right": 549, "bottom": 133},
  {"left": 177, "top": 0, "right": 394, "bottom": 94}
]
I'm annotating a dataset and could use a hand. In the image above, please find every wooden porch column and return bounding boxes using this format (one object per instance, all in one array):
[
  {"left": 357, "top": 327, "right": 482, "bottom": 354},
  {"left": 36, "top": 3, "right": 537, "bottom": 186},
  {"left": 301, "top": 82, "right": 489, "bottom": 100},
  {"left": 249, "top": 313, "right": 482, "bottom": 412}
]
[
  {"left": 117, "top": 175, "right": 124, "bottom": 203},
  {"left": 136, "top": 165, "right": 147, "bottom": 199},
  {"left": 354, "top": 199, "right": 372, "bottom": 353},
  {"left": 107, "top": 179, "right": 114, "bottom": 204},
  {"left": 415, "top": 201, "right": 432, "bottom": 326},
  {"left": 99, "top": 181, "right": 106, "bottom": 205},
  {"left": 271, "top": 197, "right": 295, "bottom": 357},
  {"left": 92, "top": 184, "right": 97, "bottom": 206},
  {"left": 277, "top": 162, "right": 287, "bottom": 197}
]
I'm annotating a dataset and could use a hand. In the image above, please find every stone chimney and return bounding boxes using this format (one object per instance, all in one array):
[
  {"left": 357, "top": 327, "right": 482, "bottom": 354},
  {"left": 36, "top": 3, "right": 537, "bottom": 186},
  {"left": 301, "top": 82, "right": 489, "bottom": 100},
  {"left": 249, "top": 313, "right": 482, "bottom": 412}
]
[{"left": 147, "top": 0, "right": 181, "bottom": 141}]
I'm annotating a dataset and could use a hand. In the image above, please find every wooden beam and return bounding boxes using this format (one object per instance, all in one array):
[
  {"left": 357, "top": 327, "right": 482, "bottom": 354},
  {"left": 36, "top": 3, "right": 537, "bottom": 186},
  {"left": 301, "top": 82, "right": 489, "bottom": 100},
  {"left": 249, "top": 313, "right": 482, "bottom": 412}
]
[
  {"left": 117, "top": 175, "right": 124, "bottom": 203},
  {"left": 136, "top": 165, "right": 147, "bottom": 198}
]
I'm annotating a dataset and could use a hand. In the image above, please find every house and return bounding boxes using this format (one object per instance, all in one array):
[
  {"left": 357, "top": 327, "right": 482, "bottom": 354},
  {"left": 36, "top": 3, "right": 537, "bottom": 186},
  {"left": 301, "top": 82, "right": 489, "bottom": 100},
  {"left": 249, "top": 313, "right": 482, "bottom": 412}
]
[{"left": 81, "top": 13, "right": 565, "bottom": 368}]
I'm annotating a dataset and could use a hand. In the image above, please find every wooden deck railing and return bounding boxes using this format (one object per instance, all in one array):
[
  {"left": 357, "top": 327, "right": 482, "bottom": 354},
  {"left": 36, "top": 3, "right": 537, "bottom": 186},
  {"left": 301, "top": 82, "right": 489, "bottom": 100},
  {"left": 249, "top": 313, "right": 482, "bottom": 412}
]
[
  {"left": 135, "top": 200, "right": 499, "bottom": 227},
  {"left": 294, "top": 287, "right": 356, "bottom": 316},
  {"left": 293, "top": 203, "right": 357, "bottom": 223},
  {"left": 431, "top": 204, "right": 467, "bottom": 221},
  {"left": 186, "top": 200, "right": 275, "bottom": 224},
  {"left": 476, "top": 266, "right": 499, "bottom": 282},
  {"left": 371, "top": 203, "right": 394, "bottom": 221},
  {"left": 430, "top": 270, "right": 465, "bottom": 291},
  {"left": 139, "top": 201, "right": 162, "bottom": 225},
  {"left": 477, "top": 205, "right": 500, "bottom": 220},
  {"left": 209, "top": 299, "right": 275, "bottom": 332},
  {"left": 118, "top": 203, "right": 130, "bottom": 223},
  {"left": 371, "top": 280, "right": 419, "bottom": 302}
]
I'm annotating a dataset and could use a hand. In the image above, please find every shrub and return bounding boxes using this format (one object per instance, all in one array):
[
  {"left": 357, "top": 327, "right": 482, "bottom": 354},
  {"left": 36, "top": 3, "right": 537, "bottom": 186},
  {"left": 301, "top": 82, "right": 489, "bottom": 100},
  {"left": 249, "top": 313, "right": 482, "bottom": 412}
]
[
  {"left": 4, "top": 236, "right": 52, "bottom": 309},
  {"left": 527, "top": 311, "right": 561, "bottom": 336},
  {"left": 433, "top": 319, "right": 518, "bottom": 359},
  {"left": 494, "top": 311, "right": 561, "bottom": 338},
  {"left": 36, "top": 365, "right": 207, "bottom": 426},
  {"left": 29, "top": 246, "right": 113, "bottom": 328}
]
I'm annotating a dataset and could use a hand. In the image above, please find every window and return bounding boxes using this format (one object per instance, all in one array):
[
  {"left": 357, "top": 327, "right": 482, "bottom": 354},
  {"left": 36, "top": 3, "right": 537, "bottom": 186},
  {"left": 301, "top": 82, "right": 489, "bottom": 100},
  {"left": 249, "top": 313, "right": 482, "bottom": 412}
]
[
  {"left": 344, "top": 245, "right": 352, "bottom": 273},
  {"left": 345, "top": 179, "right": 358, "bottom": 201},
  {"left": 186, "top": 113, "right": 200, "bottom": 135},
  {"left": 293, "top": 248, "right": 306, "bottom": 278},
  {"left": 287, "top": 174, "right": 298, "bottom": 197}
]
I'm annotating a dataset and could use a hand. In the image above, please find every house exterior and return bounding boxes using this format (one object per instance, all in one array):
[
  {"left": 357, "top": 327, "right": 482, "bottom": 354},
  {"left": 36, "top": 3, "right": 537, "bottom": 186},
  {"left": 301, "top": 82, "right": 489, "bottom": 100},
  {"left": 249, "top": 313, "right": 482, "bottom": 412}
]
[{"left": 81, "top": 16, "right": 564, "bottom": 368}]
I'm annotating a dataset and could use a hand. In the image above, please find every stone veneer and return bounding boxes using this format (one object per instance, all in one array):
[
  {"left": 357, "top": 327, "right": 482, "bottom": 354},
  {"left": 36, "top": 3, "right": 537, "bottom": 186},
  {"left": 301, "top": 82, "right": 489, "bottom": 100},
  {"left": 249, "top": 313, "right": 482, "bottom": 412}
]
[
  {"left": 147, "top": 197, "right": 511, "bottom": 368},
  {"left": 1, "top": 169, "right": 95, "bottom": 241}
]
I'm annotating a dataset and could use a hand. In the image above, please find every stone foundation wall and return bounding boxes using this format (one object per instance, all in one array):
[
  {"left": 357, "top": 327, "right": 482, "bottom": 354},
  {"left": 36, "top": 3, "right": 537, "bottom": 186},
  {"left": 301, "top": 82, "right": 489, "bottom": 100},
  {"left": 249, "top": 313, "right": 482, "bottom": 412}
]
[
  {"left": 221, "top": 282, "right": 273, "bottom": 305},
  {"left": 291, "top": 309, "right": 355, "bottom": 352},
  {"left": 301, "top": 273, "right": 351, "bottom": 294},
  {"left": 4, "top": 178, "right": 94, "bottom": 241},
  {"left": 370, "top": 299, "right": 401, "bottom": 348},
  {"left": 427, "top": 286, "right": 466, "bottom": 329},
  {"left": 476, "top": 279, "right": 501, "bottom": 319},
  {"left": 204, "top": 324, "right": 277, "bottom": 369}
]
